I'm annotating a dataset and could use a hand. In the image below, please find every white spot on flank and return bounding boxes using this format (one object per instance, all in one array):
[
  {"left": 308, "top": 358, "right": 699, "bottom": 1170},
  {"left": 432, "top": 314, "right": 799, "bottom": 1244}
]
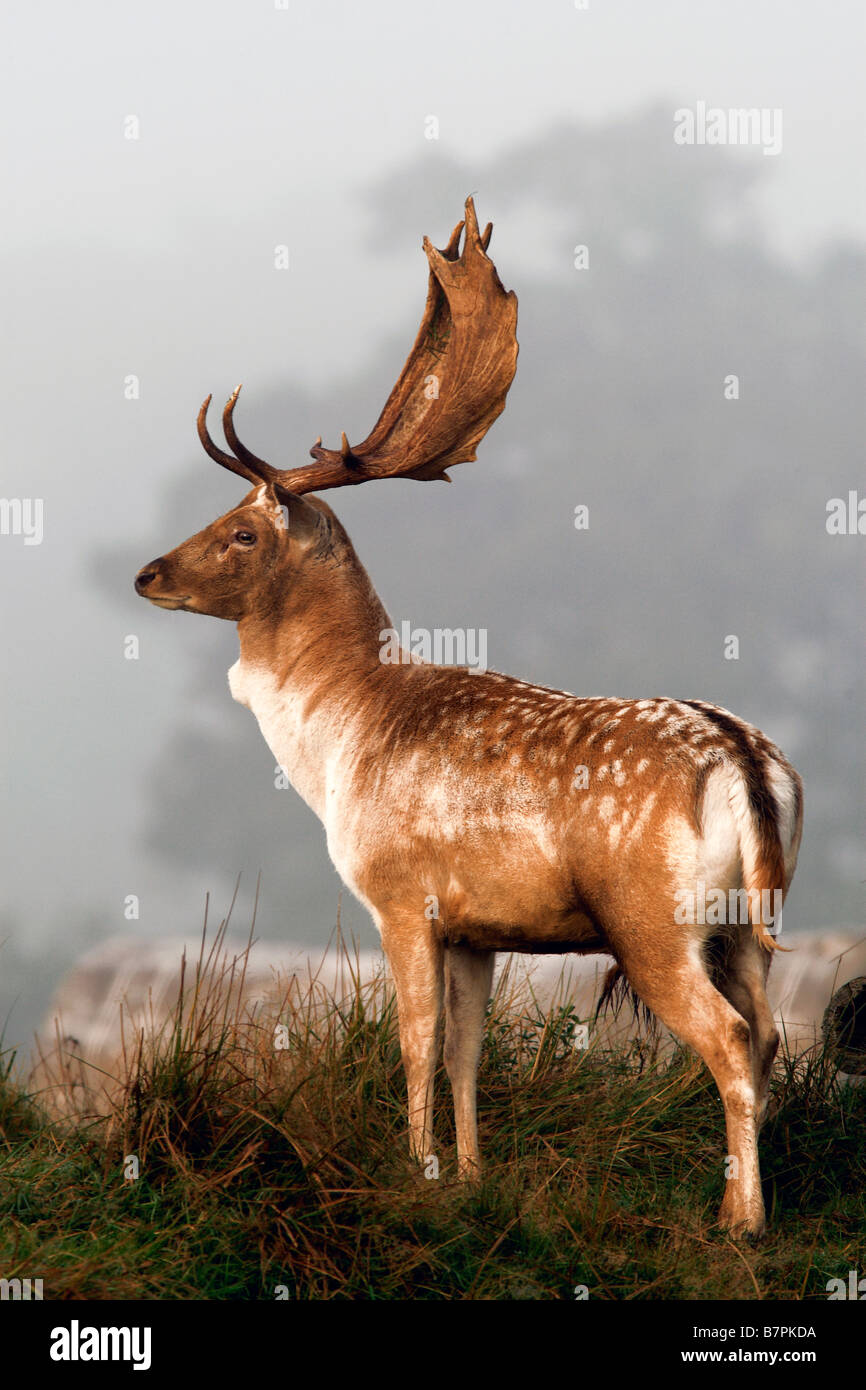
[{"left": 628, "top": 791, "right": 657, "bottom": 840}]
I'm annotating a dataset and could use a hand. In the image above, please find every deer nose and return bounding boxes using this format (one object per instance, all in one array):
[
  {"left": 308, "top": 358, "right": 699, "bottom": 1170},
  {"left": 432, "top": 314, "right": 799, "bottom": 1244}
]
[{"left": 134, "top": 560, "right": 163, "bottom": 593}]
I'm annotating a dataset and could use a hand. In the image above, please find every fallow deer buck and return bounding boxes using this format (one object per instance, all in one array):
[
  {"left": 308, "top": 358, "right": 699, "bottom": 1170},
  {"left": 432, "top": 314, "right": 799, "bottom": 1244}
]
[{"left": 136, "top": 196, "right": 802, "bottom": 1239}]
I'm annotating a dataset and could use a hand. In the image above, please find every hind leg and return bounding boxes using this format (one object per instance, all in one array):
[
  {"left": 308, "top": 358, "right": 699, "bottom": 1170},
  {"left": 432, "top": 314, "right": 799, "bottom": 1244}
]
[
  {"left": 715, "top": 932, "right": 779, "bottom": 1128},
  {"left": 617, "top": 931, "right": 767, "bottom": 1239}
]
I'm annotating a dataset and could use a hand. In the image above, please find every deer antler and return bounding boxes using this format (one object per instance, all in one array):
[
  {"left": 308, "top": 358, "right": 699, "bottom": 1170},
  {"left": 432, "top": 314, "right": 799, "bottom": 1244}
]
[{"left": 196, "top": 196, "right": 518, "bottom": 498}]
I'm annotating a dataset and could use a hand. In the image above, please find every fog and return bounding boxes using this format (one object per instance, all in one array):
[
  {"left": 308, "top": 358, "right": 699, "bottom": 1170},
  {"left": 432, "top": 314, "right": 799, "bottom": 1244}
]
[{"left": 1, "top": 0, "right": 864, "bottom": 1049}]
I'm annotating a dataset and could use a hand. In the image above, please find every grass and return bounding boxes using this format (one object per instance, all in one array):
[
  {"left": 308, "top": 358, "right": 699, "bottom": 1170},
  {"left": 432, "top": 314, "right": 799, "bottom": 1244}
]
[{"left": 1, "top": 921, "right": 864, "bottom": 1301}]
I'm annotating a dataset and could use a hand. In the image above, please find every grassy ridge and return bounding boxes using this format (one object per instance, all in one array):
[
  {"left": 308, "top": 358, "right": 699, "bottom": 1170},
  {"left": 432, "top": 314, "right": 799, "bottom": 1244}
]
[{"left": 1, "top": 930, "right": 864, "bottom": 1301}]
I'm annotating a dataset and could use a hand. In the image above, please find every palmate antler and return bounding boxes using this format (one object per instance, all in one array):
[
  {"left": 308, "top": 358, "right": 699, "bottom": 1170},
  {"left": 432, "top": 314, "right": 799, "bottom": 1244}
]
[{"left": 196, "top": 196, "right": 518, "bottom": 498}]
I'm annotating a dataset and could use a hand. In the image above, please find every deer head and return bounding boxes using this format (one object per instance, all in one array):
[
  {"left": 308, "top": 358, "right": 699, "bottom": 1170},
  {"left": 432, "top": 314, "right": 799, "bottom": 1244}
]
[{"left": 135, "top": 196, "right": 518, "bottom": 619}]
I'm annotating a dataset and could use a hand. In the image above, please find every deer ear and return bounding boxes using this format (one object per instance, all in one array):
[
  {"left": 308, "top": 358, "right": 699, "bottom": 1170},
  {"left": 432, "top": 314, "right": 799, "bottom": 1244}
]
[
  {"left": 251, "top": 482, "right": 322, "bottom": 547},
  {"left": 280, "top": 492, "right": 330, "bottom": 550}
]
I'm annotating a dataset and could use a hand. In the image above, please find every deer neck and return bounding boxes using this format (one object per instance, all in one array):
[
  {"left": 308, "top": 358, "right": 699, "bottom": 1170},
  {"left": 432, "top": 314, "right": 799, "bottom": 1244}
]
[{"left": 229, "top": 551, "right": 391, "bottom": 820}]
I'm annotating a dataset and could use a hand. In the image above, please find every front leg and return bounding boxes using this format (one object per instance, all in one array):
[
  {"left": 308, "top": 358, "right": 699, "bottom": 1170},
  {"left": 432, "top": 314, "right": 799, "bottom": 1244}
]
[
  {"left": 444, "top": 944, "right": 495, "bottom": 1178},
  {"left": 380, "top": 913, "right": 444, "bottom": 1169}
]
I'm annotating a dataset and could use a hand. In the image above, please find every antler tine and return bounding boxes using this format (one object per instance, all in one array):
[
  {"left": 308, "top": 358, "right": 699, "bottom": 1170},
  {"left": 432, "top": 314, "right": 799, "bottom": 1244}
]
[
  {"left": 442, "top": 217, "right": 464, "bottom": 259},
  {"left": 463, "top": 194, "right": 480, "bottom": 246},
  {"left": 222, "top": 386, "right": 280, "bottom": 484},
  {"left": 457, "top": 197, "right": 491, "bottom": 252},
  {"left": 197, "top": 388, "right": 276, "bottom": 489},
  {"left": 197, "top": 394, "right": 244, "bottom": 473}
]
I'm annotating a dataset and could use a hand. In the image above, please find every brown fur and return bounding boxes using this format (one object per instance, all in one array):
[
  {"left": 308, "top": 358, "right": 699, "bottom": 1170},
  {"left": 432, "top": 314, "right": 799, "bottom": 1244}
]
[{"left": 136, "top": 486, "right": 803, "bottom": 1240}]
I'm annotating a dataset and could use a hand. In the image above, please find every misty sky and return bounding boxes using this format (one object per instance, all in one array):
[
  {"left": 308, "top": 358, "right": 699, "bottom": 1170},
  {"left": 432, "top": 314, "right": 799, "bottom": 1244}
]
[{"left": 1, "top": 0, "right": 864, "bottom": 1046}]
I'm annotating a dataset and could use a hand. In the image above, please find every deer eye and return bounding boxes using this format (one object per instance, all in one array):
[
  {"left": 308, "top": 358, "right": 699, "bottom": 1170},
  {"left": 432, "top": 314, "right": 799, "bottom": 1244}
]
[{"left": 234, "top": 530, "right": 257, "bottom": 546}]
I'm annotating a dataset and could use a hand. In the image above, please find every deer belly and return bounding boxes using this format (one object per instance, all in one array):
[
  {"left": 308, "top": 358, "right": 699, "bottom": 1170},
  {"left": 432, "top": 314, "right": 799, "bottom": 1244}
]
[
  {"left": 437, "top": 850, "right": 606, "bottom": 952},
  {"left": 328, "top": 812, "right": 608, "bottom": 953}
]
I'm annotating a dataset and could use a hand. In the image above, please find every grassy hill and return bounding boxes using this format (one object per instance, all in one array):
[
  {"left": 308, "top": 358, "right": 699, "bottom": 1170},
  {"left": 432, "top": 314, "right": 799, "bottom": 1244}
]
[{"left": 1, "top": 933, "right": 864, "bottom": 1301}]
